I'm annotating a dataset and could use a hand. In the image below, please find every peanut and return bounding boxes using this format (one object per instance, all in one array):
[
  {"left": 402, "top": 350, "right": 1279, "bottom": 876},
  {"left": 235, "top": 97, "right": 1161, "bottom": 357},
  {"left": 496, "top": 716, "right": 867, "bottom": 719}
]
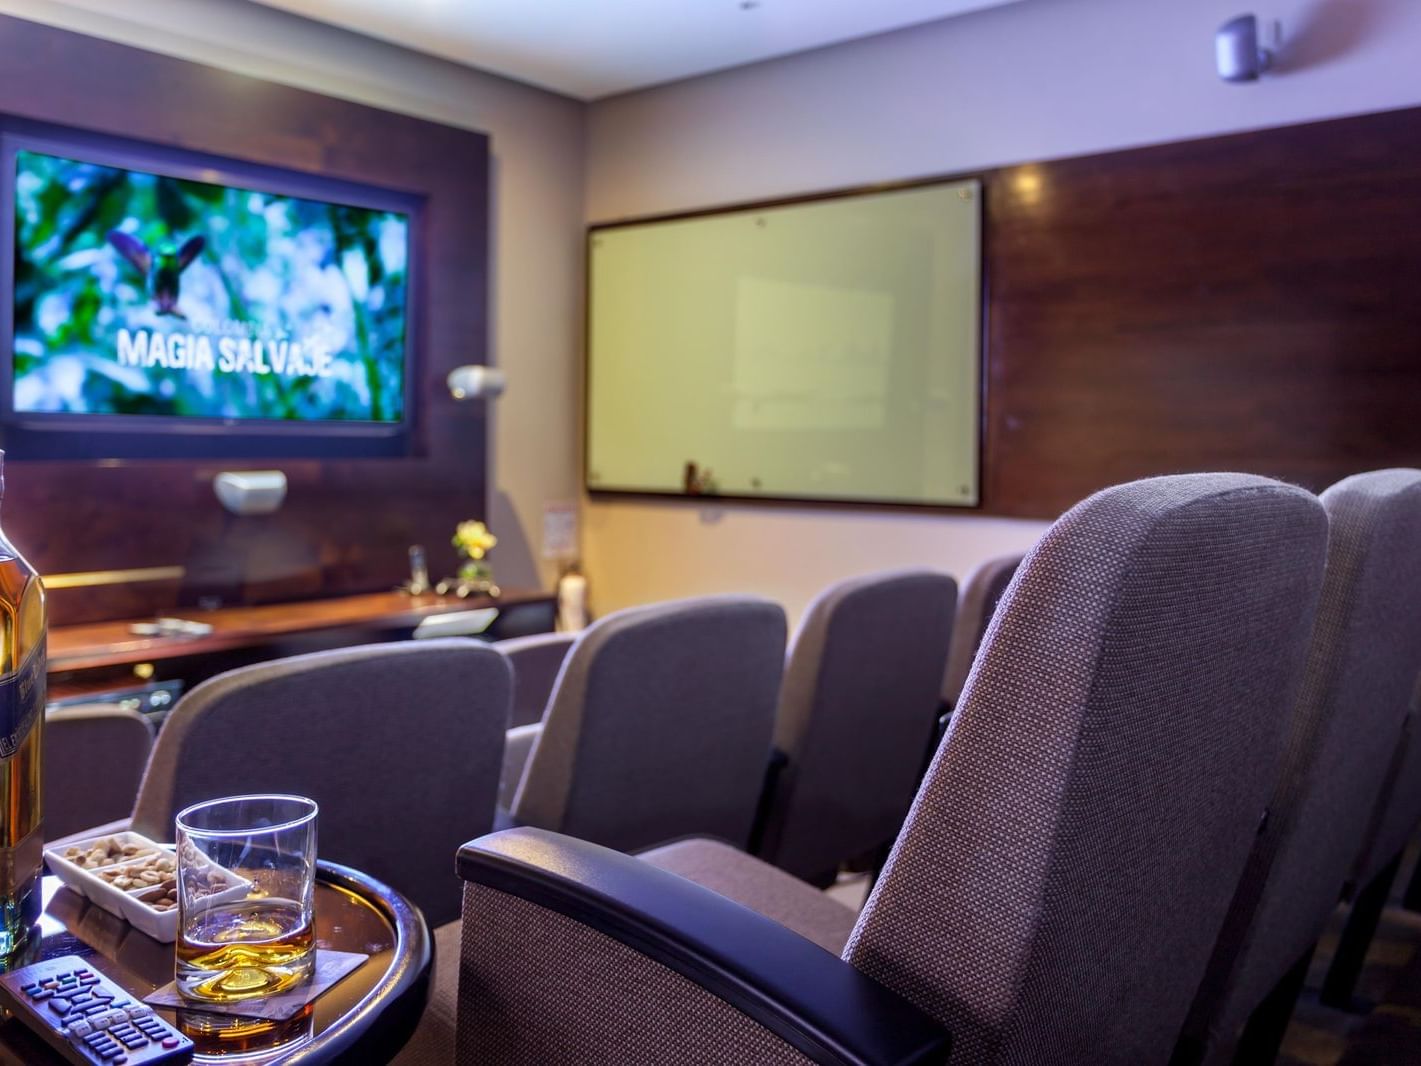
[
  {"left": 96, "top": 850, "right": 178, "bottom": 891},
  {"left": 63, "top": 836, "right": 158, "bottom": 869}
]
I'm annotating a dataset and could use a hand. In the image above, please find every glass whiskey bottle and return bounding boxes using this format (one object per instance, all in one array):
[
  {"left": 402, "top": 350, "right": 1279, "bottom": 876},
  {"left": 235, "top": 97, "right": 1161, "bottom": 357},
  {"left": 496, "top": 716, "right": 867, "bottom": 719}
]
[{"left": 0, "top": 450, "right": 44, "bottom": 958}]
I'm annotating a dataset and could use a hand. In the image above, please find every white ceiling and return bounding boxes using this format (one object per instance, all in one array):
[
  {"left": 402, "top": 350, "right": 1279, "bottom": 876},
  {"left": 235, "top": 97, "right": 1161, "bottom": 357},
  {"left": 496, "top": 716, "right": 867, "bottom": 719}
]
[{"left": 244, "top": 0, "right": 1026, "bottom": 100}]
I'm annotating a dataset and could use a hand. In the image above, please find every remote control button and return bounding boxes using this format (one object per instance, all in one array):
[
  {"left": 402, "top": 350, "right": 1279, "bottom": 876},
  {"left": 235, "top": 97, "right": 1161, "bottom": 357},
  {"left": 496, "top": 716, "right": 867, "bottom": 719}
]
[
  {"left": 85, "top": 1032, "right": 121, "bottom": 1057},
  {"left": 68, "top": 1019, "right": 94, "bottom": 1037},
  {"left": 111, "top": 1024, "right": 146, "bottom": 1046},
  {"left": 162, "top": 1037, "right": 180, "bottom": 1048},
  {"left": 21, "top": 982, "right": 40, "bottom": 995},
  {"left": 126, "top": 1004, "right": 153, "bottom": 1018},
  {"left": 48, "top": 998, "right": 72, "bottom": 1017}
]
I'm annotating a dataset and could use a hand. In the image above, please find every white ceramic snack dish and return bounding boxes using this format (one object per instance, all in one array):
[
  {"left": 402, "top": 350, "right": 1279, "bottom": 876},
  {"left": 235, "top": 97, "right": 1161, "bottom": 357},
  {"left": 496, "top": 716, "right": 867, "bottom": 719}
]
[
  {"left": 44, "top": 832, "right": 250, "bottom": 942},
  {"left": 117, "top": 863, "right": 250, "bottom": 942},
  {"left": 44, "top": 832, "right": 165, "bottom": 903}
]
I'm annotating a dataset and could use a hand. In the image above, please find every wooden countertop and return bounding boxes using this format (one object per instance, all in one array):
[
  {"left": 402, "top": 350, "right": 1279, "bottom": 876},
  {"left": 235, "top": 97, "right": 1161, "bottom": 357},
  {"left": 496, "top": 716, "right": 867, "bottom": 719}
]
[{"left": 48, "top": 587, "right": 552, "bottom": 673}]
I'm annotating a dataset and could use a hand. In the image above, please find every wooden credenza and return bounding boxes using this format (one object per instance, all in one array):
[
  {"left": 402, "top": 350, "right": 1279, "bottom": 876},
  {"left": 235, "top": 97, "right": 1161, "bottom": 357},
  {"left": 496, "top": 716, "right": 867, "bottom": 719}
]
[{"left": 47, "top": 588, "right": 556, "bottom": 705}]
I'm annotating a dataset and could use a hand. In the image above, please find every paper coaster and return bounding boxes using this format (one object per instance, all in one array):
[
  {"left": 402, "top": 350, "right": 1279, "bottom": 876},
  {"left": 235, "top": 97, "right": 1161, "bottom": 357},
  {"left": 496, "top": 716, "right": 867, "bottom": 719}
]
[{"left": 145, "top": 949, "right": 368, "bottom": 1021}]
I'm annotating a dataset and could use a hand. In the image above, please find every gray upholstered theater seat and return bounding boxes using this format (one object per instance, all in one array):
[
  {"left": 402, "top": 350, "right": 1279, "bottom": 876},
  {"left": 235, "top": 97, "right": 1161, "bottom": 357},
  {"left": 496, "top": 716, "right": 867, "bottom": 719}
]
[
  {"left": 753, "top": 569, "right": 957, "bottom": 886},
  {"left": 641, "top": 837, "right": 858, "bottom": 953},
  {"left": 504, "top": 595, "right": 787, "bottom": 854},
  {"left": 437, "top": 473, "right": 1330, "bottom": 1065},
  {"left": 1306, "top": 471, "right": 1421, "bottom": 1013},
  {"left": 494, "top": 631, "right": 574, "bottom": 728},
  {"left": 939, "top": 552, "right": 1023, "bottom": 711},
  {"left": 43, "top": 706, "right": 153, "bottom": 842},
  {"left": 130, "top": 639, "right": 512, "bottom": 927},
  {"left": 1175, "top": 469, "right": 1421, "bottom": 1062}
]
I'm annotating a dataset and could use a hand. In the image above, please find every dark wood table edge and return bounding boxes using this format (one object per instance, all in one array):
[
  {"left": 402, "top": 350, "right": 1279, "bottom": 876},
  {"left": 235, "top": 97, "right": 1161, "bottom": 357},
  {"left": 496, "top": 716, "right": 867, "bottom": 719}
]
[
  {"left": 288, "top": 861, "right": 432, "bottom": 1065},
  {"left": 47, "top": 588, "right": 556, "bottom": 674}
]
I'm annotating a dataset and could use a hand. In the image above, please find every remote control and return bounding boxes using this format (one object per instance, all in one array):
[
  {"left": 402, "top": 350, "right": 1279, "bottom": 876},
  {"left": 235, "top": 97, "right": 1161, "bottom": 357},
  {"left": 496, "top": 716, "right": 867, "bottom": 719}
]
[{"left": 0, "top": 954, "right": 193, "bottom": 1064}]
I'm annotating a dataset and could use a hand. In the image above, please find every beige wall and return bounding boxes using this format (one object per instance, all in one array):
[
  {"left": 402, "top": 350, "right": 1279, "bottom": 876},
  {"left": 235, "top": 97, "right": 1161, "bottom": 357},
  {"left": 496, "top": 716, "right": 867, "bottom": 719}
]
[
  {"left": 9, "top": 0, "right": 1421, "bottom": 621},
  {"left": 0, "top": 0, "right": 586, "bottom": 590},
  {"left": 584, "top": 0, "right": 1421, "bottom": 623}
]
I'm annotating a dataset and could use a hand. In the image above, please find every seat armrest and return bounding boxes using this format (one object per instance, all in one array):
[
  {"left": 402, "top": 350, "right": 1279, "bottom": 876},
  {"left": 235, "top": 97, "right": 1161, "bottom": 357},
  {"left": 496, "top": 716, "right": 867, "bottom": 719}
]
[{"left": 459, "top": 828, "right": 950, "bottom": 1066}]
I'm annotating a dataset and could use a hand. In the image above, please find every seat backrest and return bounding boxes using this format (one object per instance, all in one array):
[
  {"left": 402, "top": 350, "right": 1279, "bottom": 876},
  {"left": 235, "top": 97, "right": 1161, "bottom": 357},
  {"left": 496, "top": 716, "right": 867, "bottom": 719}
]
[
  {"left": 1346, "top": 479, "right": 1421, "bottom": 894},
  {"left": 496, "top": 632, "right": 576, "bottom": 728},
  {"left": 940, "top": 554, "right": 1023, "bottom": 710},
  {"left": 44, "top": 706, "right": 153, "bottom": 841},
  {"left": 513, "top": 596, "right": 786, "bottom": 853},
  {"left": 844, "top": 473, "right": 1328, "bottom": 1066},
  {"left": 756, "top": 569, "right": 957, "bottom": 884},
  {"left": 1180, "top": 469, "right": 1421, "bottom": 1050},
  {"left": 130, "top": 639, "right": 511, "bottom": 926},
  {"left": 1358, "top": 703, "right": 1421, "bottom": 891}
]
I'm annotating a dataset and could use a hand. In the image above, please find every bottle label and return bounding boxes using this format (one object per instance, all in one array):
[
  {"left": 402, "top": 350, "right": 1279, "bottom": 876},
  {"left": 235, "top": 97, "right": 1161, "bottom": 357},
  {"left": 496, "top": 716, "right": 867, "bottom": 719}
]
[{"left": 0, "top": 642, "right": 45, "bottom": 760}]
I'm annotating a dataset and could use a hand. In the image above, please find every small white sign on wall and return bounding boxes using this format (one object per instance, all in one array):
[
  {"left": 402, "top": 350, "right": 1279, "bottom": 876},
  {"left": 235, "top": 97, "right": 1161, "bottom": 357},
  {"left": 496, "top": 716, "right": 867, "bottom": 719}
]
[{"left": 542, "top": 501, "right": 578, "bottom": 561}]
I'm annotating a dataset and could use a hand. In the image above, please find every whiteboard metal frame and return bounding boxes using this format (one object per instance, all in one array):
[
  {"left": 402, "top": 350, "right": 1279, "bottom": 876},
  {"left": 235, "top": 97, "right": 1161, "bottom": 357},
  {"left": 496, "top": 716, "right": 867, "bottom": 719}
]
[{"left": 583, "top": 170, "right": 989, "bottom": 513}]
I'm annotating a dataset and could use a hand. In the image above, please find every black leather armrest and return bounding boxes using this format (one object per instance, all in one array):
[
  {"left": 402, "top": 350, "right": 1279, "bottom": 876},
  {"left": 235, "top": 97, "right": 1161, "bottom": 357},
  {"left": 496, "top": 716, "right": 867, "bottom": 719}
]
[{"left": 458, "top": 828, "right": 950, "bottom": 1066}]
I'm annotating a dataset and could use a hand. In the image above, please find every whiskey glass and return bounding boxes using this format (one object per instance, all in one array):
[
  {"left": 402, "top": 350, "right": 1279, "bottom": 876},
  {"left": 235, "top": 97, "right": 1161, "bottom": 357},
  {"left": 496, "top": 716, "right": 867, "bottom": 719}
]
[{"left": 175, "top": 795, "right": 318, "bottom": 1003}]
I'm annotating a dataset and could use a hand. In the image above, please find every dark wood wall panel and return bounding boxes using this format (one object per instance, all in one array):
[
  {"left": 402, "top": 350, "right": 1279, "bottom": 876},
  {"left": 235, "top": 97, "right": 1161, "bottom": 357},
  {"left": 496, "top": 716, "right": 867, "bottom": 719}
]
[
  {"left": 0, "top": 16, "right": 490, "bottom": 623},
  {"left": 984, "top": 106, "right": 1421, "bottom": 517}
]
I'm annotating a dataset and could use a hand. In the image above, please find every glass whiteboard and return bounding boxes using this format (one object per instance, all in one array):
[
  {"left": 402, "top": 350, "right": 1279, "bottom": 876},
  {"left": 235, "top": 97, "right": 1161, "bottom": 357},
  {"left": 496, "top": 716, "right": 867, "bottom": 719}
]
[{"left": 586, "top": 178, "right": 981, "bottom": 507}]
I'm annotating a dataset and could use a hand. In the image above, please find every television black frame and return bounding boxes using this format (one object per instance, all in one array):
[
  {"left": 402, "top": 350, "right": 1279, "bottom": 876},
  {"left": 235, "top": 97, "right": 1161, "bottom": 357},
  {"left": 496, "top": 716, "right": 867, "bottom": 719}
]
[{"left": 0, "top": 117, "right": 424, "bottom": 461}]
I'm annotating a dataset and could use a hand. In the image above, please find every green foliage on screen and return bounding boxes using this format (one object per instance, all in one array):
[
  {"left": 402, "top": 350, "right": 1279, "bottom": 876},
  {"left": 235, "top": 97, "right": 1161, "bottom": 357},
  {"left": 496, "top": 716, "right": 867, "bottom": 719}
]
[{"left": 11, "top": 149, "right": 409, "bottom": 423}]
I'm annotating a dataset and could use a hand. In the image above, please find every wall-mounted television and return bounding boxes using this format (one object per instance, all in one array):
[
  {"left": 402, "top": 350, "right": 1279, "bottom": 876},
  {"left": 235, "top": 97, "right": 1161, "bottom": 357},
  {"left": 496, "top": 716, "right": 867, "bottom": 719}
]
[{"left": 0, "top": 120, "right": 421, "bottom": 459}]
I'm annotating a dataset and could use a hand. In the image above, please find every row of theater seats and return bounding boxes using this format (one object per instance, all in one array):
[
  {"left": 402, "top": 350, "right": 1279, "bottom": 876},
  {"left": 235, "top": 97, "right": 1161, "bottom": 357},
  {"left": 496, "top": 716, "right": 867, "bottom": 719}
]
[
  {"left": 409, "top": 470, "right": 1421, "bottom": 1065},
  {"left": 49, "top": 469, "right": 1421, "bottom": 1063},
  {"left": 47, "top": 550, "right": 1019, "bottom": 916}
]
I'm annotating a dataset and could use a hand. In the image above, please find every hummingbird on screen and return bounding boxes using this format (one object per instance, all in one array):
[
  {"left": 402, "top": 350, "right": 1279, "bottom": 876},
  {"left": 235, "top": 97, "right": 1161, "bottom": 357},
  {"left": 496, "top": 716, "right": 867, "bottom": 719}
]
[{"left": 107, "top": 230, "right": 206, "bottom": 318}]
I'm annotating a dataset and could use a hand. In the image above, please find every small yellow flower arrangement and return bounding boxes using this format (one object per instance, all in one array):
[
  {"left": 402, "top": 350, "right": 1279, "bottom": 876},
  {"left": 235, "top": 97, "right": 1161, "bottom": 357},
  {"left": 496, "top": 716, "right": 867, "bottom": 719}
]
[
  {"left": 454, "top": 520, "right": 498, "bottom": 562},
  {"left": 443, "top": 519, "right": 500, "bottom": 598}
]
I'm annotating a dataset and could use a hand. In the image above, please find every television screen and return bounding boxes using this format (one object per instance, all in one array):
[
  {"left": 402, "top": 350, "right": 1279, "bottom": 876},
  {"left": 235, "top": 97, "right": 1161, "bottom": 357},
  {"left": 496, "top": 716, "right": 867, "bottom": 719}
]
[{"left": 10, "top": 147, "right": 411, "bottom": 428}]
